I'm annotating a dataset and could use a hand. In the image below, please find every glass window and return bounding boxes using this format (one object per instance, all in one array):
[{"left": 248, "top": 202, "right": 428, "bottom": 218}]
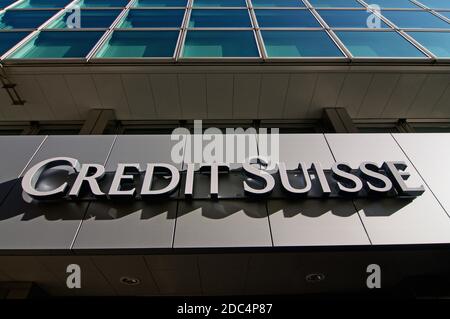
[
  {"left": 12, "top": 0, "right": 71, "bottom": 8},
  {"left": 381, "top": 10, "right": 450, "bottom": 29},
  {"left": 362, "top": 0, "right": 419, "bottom": 9},
  {"left": 336, "top": 31, "right": 427, "bottom": 57},
  {"left": 77, "top": 0, "right": 129, "bottom": 7},
  {"left": 9, "top": 31, "right": 104, "bottom": 58},
  {"left": 0, "top": 31, "right": 30, "bottom": 56},
  {"left": 182, "top": 30, "right": 259, "bottom": 57},
  {"left": 261, "top": 30, "right": 344, "bottom": 57},
  {"left": 134, "top": 0, "right": 187, "bottom": 7},
  {"left": 318, "top": 10, "right": 389, "bottom": 28},
  {"left": 251, "top": 0, "right": 305, "bottom": 7},
  {"left": 308, "top": 0, "right": 362, "bottom": 8},
  {"left": 416, "top": 0, "right": 450, "bottom": 9},
  {"left": 96, "top": 30, "right": 179, "bottom": 57},
  {"left": 408, "top": 31, "right": 450, "bottom": 57},
  {"left": 119, "top": 9, "right": 184, "bottom": 28},
  {"left": 0, "top": 10, "right": 57, "bottom": 29},
  {"left": 47, "top": 9, "right": 121, "bottom": 29},
  {"left": 193, "top": 0, "right": 246, "bottom": 7},
  {"left": 0, "top": 0, "right": 16, "bottom": 9},
  {"left": 255, "top": 9, "right": 320, "bottom": 28},
  {"left": 189, "top": 9, "right": 251, "bottom": 27}
]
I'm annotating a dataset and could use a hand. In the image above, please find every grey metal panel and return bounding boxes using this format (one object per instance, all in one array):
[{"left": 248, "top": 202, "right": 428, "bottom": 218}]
[
  {"left": 92, "top": 256, "right": 158, "bottom": 296},
  {"left": 105, "top": 135, "right": 183, "bottom": 171},
  {"left": 0, "top": 136, "right": 45, "bottom": 204},
  {"left": 73, "top": 201, "right": 177, "bottom": 250},
  {"left": 393, "top": 133, "right": 450, "bottom": 216},
  {"left": 266, "top": 134, "right": 369, "bottom": 246},
  {"left": 267, "top": 133, "right": 334, "bottom": 169},
  {"left": 145, "top": 255, "right": 201, "bottom": 295},
  {"left": 74, "top": 135, "right": 182, "bottom": 251},
  {"left": 233, "top": 74, "right": 260, "bottom": 119},
  {"left": 174, "top": 200, "right": 272, "bottom": 248},
  {"left": 0, "top": 136, "right": 115, "bottom": 251},
  {"left": 258, "top": 74, "right": 289, "bottom": 119},
  {"left": 325, "top": 133, "right": 450, "bottom": 245},
  {"left": 179, "top": 74, "right": 208, "bottom": 119},
  {"left": 183, "top": 133, "right": 258, "bottom": 170},
  {"left": 283, "top": 73, "right": 317, "bottom": 119},
  {"left": 335, "top": 73, "right": 372, "bottom": 118},
  {"left": 308, "top": 73, "right": 345, "bottom": 119},
  {"left": 268, "top": 200, "right": 370, "bottom": 246},
  {"left": 198, "top": 254, "right": 248, "bottom": 295},
  {"left": 206, "top": 74, "right": 233, "bottom": 119},
  {"left": 27, "top": 135, "right": 116, "bottom": 167}
]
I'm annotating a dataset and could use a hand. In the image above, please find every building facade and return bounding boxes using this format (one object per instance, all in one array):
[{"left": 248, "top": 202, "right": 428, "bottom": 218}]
[{"left": 0, "top": 0, "right": 450, "bottom": 298}]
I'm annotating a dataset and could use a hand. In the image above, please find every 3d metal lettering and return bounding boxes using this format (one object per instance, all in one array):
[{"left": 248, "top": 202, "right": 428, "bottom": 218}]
[{"left": 21, "top": 157, "right": 426, "bottom": 200}]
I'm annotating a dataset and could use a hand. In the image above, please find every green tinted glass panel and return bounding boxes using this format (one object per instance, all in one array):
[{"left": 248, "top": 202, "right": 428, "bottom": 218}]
[
  {"left": 0, "top": 10, "right": 56, "bottom": 29},
  {"left": 9, "top": 31, "right": 104, "bottom": 58},
  {"left": 189, "top": 9, "right": 251, "bottom": 27},
  {"left": 408, "top": 31, "right": 450, "bottom": 57},
  {"left": 381, "top": 10, "right": 450, "bottom": 28},
  {"left": 336, "top": 31, "right": 426, "bottom": 57},
  {"left": 134, "top": 0, "right": 187, "bottom": 7},
  {"left": 183, "top": 30, "right": 259, "bottom": 57},
  {"left": 255, "top": 9, "right": 320, "bottom": 27},
  {"left": 262, "top": 30, "right": 343, "bottom": 57},
  {"left": 0, "top": 0, "right": 16, "bottom": 9},
  {"left": 308, "top": 0, "right": 362, "bottom": 8},
  {"left": 47, "top": 9, "right": 121, "bottom": 28},
  {"left": 13, "top": 0, "right": 71, "bottom": 8},
  {"left": 119, "top": 9, "right": 184, "bottom": 28},
  {"left": 96, "top": 30, "right": 179, "bottom": 57},
  {"left": 365, "top": 0, "right": 419, "bottom": 8},
  {"left": 318, "top": 10, "right": 389, "bottom": 28},
  {"left": 193, "top": 0, "right": 246, "bottom": 6},
  {"left": 0, "top": 31, "right": 29, "bottom": 55},
  {"left": 78, "top": 0, "right": 129, "bottom": 7},
  {"left": 252, "top": 0, "right": 305, "bottom": 7}
]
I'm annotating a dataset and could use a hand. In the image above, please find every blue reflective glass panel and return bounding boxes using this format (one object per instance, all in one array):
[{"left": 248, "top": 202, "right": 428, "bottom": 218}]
[
  {"left": 183, "top": 30, "right": 259, "bottom": 57},
  {"left": 0, "top": 0, "right": 16, "bottom": 9},
  {"left": 252, "top": 0, "right": 305, "bottom": 7},
  {"left": 262, "top": 30, "right": 343, "bottom": 57},
  {"left": 78, "top": 0, "right": 129, "bottom": 7},
  {"left": 408, "top": 31, "right": 450, "bottom": 57},
  {"left": 189, "top": 9, "right": 251, "bottom": 27},
  {"left": 364, "top": 0, "right": 419, "bottom": 8},
  {"left": 47, "top": 9, "right": 121, "bottom": 28},
  {"left": 255, "top": 9, "right": 320, "bottom": 27},
  {"left": 119, "top": 9, "right": 184, "bottom": 28},
  {"left": 96, "top": 31, "right": 179, "bottom": 57},
  {"left": 0, "top": 10, "right": 56, "bottom": 29},
  {"left": 308, "top": 0, "right": 362, "bottom": 8},
  {"left": 9, "top": 31, "right": 104, "bottom": 58},
  {"left": 417, "top": 0, "right": 450, "bottom": 9},
  {"left": 0, "top": 31, "right": 29, "bottom": 55},
  {"left": 381, "top": 10, "right": 450, "bottom": 28},
  {"left": 134, "top": 0, "right": 187, "bottom": 7},
  {"left": 13, "top": 0, "right": 71, "bottom": 8},
  {"left": 193, "top": 0, "right": 246, "bottom": 7},
  {"left": 336, "top": 31, "right": 426, "bottom": 57},
  {"left": 318, "top": 10, "right": 389, "bottom": 28}
]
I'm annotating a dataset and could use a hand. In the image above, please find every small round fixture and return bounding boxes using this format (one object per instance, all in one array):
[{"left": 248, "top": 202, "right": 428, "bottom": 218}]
[
  {"left": 120, "top": 276, "right": 141, "bottom": 286},
  {"left": 305, "top": 273, "right": 325, "bottom": 283}
]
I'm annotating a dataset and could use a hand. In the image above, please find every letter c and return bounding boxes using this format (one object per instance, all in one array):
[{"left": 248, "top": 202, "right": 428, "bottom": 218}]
[{"left": 21, "top": 157, "right": 80, "bottom": 198}]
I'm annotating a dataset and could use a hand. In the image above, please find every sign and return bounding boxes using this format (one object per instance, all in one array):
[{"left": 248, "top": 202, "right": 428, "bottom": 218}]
[{"left": 20, "top": 157, "right": 425, "bottom": 201}]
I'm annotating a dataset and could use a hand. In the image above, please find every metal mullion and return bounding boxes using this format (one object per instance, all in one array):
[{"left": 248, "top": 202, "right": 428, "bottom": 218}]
[
  {"left": 85, "top": 0, "right": 137, "bottom": 61},
  {"left": 0, "top": 0, "right": 80, "bottom": 61},
  {"left": 429, "top": 9, "right": 450, "bottom": 23},
  {"left": 309, "top": 7, "right": 353, "bottom": 59},
  {"left": 174, "top": 0, "right": 191, "bottom": 61},
  {"left": 0, "top": 0, "right": 23, "bottom": 14},
  {"left": 410, "top": 0, "right": 431, "bottom": 10},
  {"left": 247, "top": 0, "right": 266, "bottom": 60},
  {"left": 398, "top": 29, "right": 437, "bottom": 59}
]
